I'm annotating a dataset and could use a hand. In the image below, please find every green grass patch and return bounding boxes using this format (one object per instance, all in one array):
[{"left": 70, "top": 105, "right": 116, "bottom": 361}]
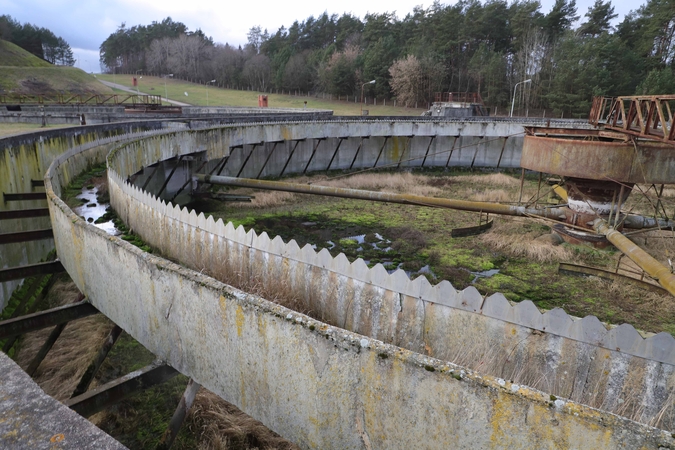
[
  {"left": 0, "top": 40, "right": 51, "bottom": 67},
  {"left": 0, "top": 65, "right": 113, "bottom": 95},
  {"left": 96, "top": 333, "right": 196, "bottom": 449},
  {"left": 95, "top": 74, "right": 427, "bottom": 115}
]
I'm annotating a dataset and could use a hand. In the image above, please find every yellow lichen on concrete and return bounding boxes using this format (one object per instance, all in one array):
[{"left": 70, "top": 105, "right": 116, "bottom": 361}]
[{"left": 235, "top": 304, "right": 245, "bottom": 337}]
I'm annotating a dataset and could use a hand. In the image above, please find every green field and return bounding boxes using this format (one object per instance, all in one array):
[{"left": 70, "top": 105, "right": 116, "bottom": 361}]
[{"left": 95, "top": 74, "right": 426, "bottom": 116}]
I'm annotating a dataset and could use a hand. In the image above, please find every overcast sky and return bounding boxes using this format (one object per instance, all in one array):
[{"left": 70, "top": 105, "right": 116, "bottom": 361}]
[{"left": 0, "top": 0, "right": 645, "bottom": 73}]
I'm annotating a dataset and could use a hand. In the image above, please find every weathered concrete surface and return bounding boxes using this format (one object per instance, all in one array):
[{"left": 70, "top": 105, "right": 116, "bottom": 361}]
[
  {"left": 0, "top": 104, "right": 333, "bottom": 125},
  {"left": 103, "top": 122, "right": 675, "bottom": 430},
  {"left": 108, "top": 168, "right": 675, "bottom": 429},
  {"left": 45, "top": 125, "right": 675, "bottom": 448},
  {"left": 0, "top": 121, "right": 167, "bottom": 310},
  {"left": 0, "top": 351, "right": 126, "bottom": 449}
]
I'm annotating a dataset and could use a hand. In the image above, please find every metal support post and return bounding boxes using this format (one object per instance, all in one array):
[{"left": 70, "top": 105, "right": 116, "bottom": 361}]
[{"left": 156, "top": 379, "right": 202, "bottom": 450}]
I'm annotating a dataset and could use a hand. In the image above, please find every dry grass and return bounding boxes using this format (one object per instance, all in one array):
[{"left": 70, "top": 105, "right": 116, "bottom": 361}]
[
  {"left": 321, "top": 172, "right": 442, "bottom": 197},
  {"left": 243, "top": 191, "right": 297, "bottom": 208},
  {"left": 629, "top": 229, "right": 675, "bottom": 267},
  {"left": 14, "top": 279, "right": 114, "bottom": 401},
  {"left": 219, "top": 171, "right": 547, "bottom": 213},
  {"left": 469, "top": 189, "right": 511, "bottom": 203},
  {"left": 187, "top": 390, "right": 299, "bottom": 450},
  {"left": 212, "top": 267, "right": 311, "bottom": 319},
  {"left": 479, "top": 219, "right": 575, "bottom": 263},
  {"left": 624, "top": 184, "right": 675, "bottom": 217},
  {"left": 457, "top": 173, "right": 520, "bottom": 187},
  {"left": 234, "top": 172, "right": 442, "bottom": 209},
  {"left": 661, "top": 187, "right": 675, "bottom": 198}
]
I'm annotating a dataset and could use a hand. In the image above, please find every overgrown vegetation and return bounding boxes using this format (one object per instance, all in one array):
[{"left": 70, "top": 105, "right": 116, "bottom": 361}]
[{"left": 190, "top": 170, "right": 675, "bottom": 336}]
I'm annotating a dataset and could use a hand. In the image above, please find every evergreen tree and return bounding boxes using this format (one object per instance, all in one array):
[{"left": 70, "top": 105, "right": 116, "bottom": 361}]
[{"left": 578, "top": 0, "right": 618, "bottom": 36}]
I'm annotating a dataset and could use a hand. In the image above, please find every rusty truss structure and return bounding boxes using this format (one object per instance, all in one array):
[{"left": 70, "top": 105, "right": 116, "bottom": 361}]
[
  {"left": 589, "top": 95, "right": 675, "bottom": 145},
  {"left": 0, "top": 93, "right": 162, "bottom": 106}
]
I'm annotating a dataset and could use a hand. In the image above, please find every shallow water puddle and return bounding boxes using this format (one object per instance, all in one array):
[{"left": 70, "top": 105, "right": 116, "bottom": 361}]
[{"left": 73, "top": 187, "right": 119, "bottom": 235}]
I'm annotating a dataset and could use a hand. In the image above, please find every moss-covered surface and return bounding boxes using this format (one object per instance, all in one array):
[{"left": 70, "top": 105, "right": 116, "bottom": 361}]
[
  {"left": 62, "top": 162, "right": 108, "bottom": 209},
  {"left": 93, "top": 332, "right": 196, "bottom": 449},
  {"left": 0, "top": 273, "right": 53, "bottom": 358},
  {"left": 189, "top": 169, "right": 675, "bottom": 336}
]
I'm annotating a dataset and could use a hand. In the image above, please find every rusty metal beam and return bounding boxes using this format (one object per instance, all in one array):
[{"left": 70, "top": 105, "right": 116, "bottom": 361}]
[
  {"left": 237, "top": 143, "right": 263, "bottom": 178},
  {"left": 71, "top": 325, "right": 124, "bottom": 398},
  {"left": 558, "top": 262, "right": 666, "bottom": 294},
  {"left": 5, "top": 275, "right": 48, "bottom": 321},
  {"left": 279, "top": 140, "right": 302, "bottom": 177},
  {"left": 65, "top": 363, "right": 179, "bottom": 418},
  {"left": 0, "top": 300, "right": 98, "bottom": 340},
  {"left": 445, "top": 136, "right": 459, "bottom": 167},
  {"left": 156, "top": 378, "right": 201, "bottom": 450},
  {"left": 156, "top": 155, "right": 184, "bottom": 197},
  {"left": 258, "top": 142, "right": 279, "bottom": 178},
  {"left": 0, "top": 93, "right": 162, "bottom": 106},
  {"left": 421, "top": 136, "right": 436, "bottom": 167},
  {"left": 326, "top": 138, "right": 345, "bottom": 173},
  {"left": 2, "top": 275, "right": 56, "bottom": 353},
  {"left": 372, "top": 136, "right": 390, "bottom": 168},
  {"left": 3, "top": 192, "right": 47, "bottom": 202},
  {"left": 141, "top": 164, "right": 161, "bottom": 191},
  {"left": 0, "top": 261, "right": 64, "bottom": 283},
  {"left": 0, "top": 229, "right": 53, "bottom": 245},
  {"left": 590, "top": 95, "right": 675, "bottom": 145},
  {"left": 26, "top": 322, "right": 68, "bottom": 377},
  {"left": 196, "top": 174, "right": 567, "bottom": 219},
  {"left": 0, "top": 208, "right": 50, "bottom": 220},
  {"left": 451, "top": 220, "right": 493, "bottom": 238},
  {"left": 349, "top": 138, "right": 365, "bottom": 170},
  {"left": 303, "top": 138, "right": 325, "bottom": 174}
]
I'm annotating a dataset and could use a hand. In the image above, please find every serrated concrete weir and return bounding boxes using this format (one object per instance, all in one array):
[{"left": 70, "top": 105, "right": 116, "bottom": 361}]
[{"left": 14, "top": 117, "right": 673, "bottom": 448}]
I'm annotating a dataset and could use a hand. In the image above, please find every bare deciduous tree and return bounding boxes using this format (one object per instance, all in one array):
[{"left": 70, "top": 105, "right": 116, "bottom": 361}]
[
  {"left": 389, "top": 55, "right": 422, "bottom": 107},
  {"left": 243, "top": 54, "right": 272, "bottom": 91}
]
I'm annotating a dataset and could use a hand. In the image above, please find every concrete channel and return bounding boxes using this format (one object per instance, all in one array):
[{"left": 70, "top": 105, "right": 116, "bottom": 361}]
[{"left": 2, "top": 114, "right": 675, "bottom": 448}]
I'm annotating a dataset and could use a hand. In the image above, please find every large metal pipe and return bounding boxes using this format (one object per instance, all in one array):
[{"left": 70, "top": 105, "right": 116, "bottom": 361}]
[
  {"left": 593, "top": 219, "right": 675, "bottom": 296},
  {"left": 196, "top": 174, "right": 568, "bottom": 219},
  {"left": 622, "top": 215, "right": 675, "bottom": 230},
  {"left": 196, "top": 174, "right": 673, "bottom": 230},
  {"left": 197, "top": 174, "right": 675, "bottom": 295}
]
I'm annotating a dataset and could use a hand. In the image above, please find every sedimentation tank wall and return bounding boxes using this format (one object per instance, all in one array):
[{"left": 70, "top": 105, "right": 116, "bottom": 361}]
[{"left": 34, "top": 119, "right": 675, "bottom": 448}]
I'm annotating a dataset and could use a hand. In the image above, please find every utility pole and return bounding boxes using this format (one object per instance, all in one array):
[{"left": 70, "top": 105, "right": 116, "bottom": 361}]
[
  {"left": 510, "top": 79, "right": 531, "bottom": 117},
  {"left": 361, "top": 80, "right": 376, "bottom": 116}
]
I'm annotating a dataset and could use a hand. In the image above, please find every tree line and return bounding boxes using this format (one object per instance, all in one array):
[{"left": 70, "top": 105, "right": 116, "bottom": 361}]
[
  {"left": 0, "top": 15, "right": 75, "bottom": 66},
  {"left": 99, "top": 0, "right": 675, "bottom": 116}
]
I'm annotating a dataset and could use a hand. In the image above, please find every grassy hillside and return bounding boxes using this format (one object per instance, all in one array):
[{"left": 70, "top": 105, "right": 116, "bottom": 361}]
[
  {"left": 0, "top": 40, "right": 51, "bottom": 67},
  {"left": 0, "top": 66, "right": 114, "bottom": 95},
  {"left": 95, "top": 74, "right": 426, "bottom": 116},
  {"left": 0, "top": 39, "right": 113, "bottom": 95}
]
